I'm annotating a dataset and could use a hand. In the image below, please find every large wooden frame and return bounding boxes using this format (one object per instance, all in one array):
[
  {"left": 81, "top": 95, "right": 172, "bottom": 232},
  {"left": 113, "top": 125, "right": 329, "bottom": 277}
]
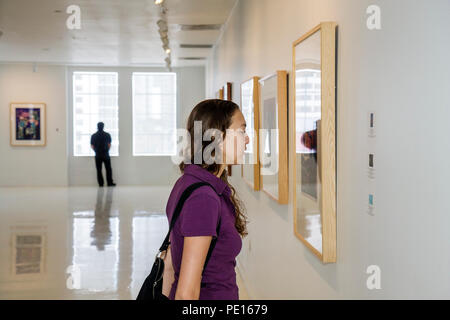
[
  {"left": 10, "top": 102, "right": 47, "bottom": 147},
  {"left": 292, "top": 22, "right": 337, "bottom": 263},
  {"left": 240, "top": 77, "right": 261, "bottom": 190},
  {"left": 259, "top": 71, "right": 288, "bottom": 204}
]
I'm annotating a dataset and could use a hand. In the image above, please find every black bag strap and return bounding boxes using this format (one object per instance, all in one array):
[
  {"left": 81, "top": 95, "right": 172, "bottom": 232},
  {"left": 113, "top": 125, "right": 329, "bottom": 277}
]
[{"left": 158, "top": 181, "right": 222, "bottom": 272}]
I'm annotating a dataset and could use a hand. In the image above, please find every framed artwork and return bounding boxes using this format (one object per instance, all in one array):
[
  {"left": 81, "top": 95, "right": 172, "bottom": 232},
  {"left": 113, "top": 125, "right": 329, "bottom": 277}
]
[
  {"left": 219, "top": 87, "right": 224, "bottom": 99},
  {"left": 240, "top": 77, "right": 260, "bottom": 190},
  {"left": 223, "top": 82, "right": 233, "bottom": 176},
  {"left": 10, "top": 102, "right": 46, "bottom": 146},
  {"left": 224, "top": 82, "right": 232, "bottom": 101},
  {"left": 292, "top": 22, "right": 337, "bottom": 263},
  {"left": 259, "top": 71, "right": 288, "bottom": 204}
]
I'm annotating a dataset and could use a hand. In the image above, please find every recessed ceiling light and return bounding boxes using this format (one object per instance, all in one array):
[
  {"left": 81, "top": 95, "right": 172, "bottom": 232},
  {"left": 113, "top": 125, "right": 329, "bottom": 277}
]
[
  {"left": 165, "top": 48, "right": 171, "bottom": 54},
  {"left": 179, "top": 24, "right": 222, "bottom": 31},
  {"left": 180, "top": 44, "right": 213, "bottom": 49},
  {"left": 129, "top": 62, "right": 165, "bottom": 67},
  {"left": 154, "top": 0, "right": 164, "bottom": 5},
  {"left": 178, "top": 57, "right": 206, "bottom": 60}
]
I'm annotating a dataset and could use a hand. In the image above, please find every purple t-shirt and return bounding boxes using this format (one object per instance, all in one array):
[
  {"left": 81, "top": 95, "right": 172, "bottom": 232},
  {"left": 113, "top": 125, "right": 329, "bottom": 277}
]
[{"left": 165, "top": 164, "right": 243, "bottom": 300}]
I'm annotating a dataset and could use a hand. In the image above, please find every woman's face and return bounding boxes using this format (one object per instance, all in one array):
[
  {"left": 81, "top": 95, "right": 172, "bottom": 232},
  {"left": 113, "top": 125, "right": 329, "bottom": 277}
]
[{"left": 222, "top": 110, "right": 249, "bottom": 165}]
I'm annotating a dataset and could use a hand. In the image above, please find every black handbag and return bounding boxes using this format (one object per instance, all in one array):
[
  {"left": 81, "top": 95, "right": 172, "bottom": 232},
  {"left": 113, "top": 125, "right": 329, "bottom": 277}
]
[{"left": 136, "top": 181, "right": 222, "bottom": 300}]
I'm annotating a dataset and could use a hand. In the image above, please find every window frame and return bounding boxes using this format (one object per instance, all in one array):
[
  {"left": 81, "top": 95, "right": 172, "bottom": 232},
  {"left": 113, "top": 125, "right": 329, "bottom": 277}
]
[{"left": 72, "top": 71, "right": 119, "bottom": 157}]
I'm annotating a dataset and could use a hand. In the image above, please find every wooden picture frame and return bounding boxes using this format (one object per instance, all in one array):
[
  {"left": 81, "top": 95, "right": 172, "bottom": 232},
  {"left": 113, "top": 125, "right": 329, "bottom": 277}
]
[
  {"left": 10, "top": 102, "right": 47, "bottom": 147},
  {"left": 219, "top": 87, "right": 224, "bottom": 99},
  {"left": 240, "top": 77, "right": 261, "bottom": 190},
  {"left": 292, "top": 22, "right": 337, "bottom": 263},
  {"left": 259, "top": 71, "right": 288, "bottom": 204}
]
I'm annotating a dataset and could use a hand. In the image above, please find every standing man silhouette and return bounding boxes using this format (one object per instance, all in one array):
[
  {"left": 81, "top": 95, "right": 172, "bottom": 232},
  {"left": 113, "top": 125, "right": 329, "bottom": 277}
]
[{"left": 91, "top": 122, "right": 116, "bottom": 187}]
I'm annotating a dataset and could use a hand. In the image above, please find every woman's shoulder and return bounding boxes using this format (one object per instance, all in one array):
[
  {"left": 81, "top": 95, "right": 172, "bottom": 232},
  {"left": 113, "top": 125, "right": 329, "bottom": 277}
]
[
  {"left": 166, "top": 174, "right": 220, "bottom": 217},
  {"left": 178, "top": 174, "right": 220, "bottom": 202},
  {"left": 189, "top": 184, "right": 220, "bottom": 203}
]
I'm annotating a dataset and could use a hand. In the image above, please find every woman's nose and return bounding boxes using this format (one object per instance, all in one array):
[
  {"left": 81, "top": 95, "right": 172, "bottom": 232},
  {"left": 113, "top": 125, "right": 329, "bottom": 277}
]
[{"left": 245, "top": 134, "right": 249, "bottom": 144}]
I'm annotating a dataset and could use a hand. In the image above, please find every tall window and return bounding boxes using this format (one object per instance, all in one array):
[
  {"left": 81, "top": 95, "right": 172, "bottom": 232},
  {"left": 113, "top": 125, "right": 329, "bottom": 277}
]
[
  {"left": 132, "top": 72, "right": 177, "bottom": 156},
  {"left": 73, "top": 72, "right": 119, "bottom": 156}
]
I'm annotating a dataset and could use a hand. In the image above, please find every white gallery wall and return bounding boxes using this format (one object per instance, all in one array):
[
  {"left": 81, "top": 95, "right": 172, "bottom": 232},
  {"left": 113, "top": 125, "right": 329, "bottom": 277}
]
[
  {"left": 0, "top": 64, "right": 69, "bottom": 187},
  {"left": 0, "top": 64, "right": 205, "bottom": 187},
  {"left": 207, "top": 0, "right": 450, "bottom": 298}
]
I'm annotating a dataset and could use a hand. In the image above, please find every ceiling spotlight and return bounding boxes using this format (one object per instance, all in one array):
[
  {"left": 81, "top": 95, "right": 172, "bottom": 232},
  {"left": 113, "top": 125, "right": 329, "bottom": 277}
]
[
  {"left": 165, "top": 48, "right": 171, "bottom": 54},
  {"left": 154, "top": 0, "right": 164, "bottom": 5}
]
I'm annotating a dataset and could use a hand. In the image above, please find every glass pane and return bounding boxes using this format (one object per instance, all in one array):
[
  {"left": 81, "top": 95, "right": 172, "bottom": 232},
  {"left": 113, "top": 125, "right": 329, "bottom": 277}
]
[
  {"left": 241, "top": 79, "right": 256, "bottom": 187},
  {"left": 132, "top": 73, "right": 177, "bottom": 156},
  {"left": 241, "top": 80, "right": 254, "bottom": 154},
  {"left": 259, "top": 75, "right": 279, "bottom": 199},
  {"left": 295, "top": 29, "right": 322, "bottom": 254}
]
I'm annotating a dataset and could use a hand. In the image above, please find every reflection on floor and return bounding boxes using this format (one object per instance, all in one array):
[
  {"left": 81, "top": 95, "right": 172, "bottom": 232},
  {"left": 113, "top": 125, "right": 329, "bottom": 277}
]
[{"left": 0, "top": 186, "right": 249, "bottom": 300}]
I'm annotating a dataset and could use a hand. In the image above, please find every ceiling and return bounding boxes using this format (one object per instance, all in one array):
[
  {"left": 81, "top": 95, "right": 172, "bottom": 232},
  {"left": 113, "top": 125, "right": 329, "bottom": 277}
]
[{"left": 0, "top": 0, "right": 237, "bottom": 67}]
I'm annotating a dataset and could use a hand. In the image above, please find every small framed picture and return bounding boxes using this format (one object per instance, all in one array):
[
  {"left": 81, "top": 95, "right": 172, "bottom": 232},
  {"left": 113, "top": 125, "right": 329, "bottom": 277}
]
[
  {"left": 368, "top": 111, "right": 376, "bottom": 137},
  {"left": 10, "top": 102, "right": 46, "bottom": 146},
  {"left": 240, "top": 77, "right": 261, "bottom": 190},
  {"left": 223, "top": 82, "right": 233, "bottom": 175},
  {"left": 258, "top": 71, "right": 289, "bottom": 204}
]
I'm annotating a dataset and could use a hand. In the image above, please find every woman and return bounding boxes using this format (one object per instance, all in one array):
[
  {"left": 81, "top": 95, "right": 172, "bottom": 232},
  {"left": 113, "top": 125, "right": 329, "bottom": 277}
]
[{"left": 164, "top": 99, "right": 250, "bottom": 300}]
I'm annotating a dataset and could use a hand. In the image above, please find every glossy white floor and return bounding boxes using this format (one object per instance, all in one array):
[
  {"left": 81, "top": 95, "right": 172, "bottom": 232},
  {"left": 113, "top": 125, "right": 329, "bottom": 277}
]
[{"left": 0, "top": 186, "right": 250, "bottom": 300}]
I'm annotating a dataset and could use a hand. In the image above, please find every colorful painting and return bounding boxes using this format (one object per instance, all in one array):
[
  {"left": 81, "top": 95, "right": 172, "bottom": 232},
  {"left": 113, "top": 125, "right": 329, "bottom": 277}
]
[
  {"left": 15, "top": 108, "right": 41, "bottom": 140},
  {"left": 10, "top": 103, "right": 46, "bottom": 146}
]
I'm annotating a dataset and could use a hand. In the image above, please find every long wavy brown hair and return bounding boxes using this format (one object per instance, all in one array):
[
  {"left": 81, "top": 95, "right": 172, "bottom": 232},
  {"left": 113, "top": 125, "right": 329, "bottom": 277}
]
[{"left": 179, "top": 99, "right": 249, "bottom": 238}]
